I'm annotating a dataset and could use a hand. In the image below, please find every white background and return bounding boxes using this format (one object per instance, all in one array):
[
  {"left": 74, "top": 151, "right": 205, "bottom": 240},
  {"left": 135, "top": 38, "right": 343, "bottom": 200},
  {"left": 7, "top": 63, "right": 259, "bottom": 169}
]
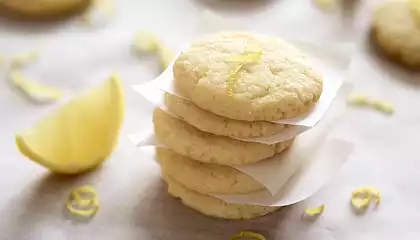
[{"left": 1, "top": 0, "right": 420, "bottom": 239}]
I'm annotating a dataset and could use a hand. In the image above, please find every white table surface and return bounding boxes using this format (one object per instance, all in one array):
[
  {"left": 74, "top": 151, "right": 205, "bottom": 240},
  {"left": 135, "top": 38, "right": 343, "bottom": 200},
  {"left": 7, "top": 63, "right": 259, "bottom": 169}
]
[{"left": 1, "top": 0, "right": 420, "bottom": 239}]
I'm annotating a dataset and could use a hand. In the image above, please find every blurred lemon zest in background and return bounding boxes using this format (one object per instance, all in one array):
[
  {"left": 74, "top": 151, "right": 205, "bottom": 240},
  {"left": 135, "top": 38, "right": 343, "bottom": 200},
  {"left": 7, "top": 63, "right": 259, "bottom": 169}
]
[
  {"left": 229, "top": 231, "right": 266, "bottom": 240},
  {"left": 313, "top": 0, "right": 336, "bottom": 10},
  {"left": 8, "top": 70, "right": 63, "bottom": 103},
  {"left": 10, "top": 51, "right": 39, "bottom": 68},
  {"left": 347, "top": 94, "right": 394, "bottom": 114},
  {"left": 133, "top": 30, "right": 175, "bottom": 70},
  {"left": 133, "top": 31, "right": 159, "bottom": 52}
]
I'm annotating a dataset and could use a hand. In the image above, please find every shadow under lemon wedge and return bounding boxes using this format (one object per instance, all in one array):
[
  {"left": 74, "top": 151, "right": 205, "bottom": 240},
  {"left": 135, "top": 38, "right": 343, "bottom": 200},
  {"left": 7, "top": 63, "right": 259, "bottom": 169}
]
[{"left": 15, "top": 75, "right": 124, "bottom": 174}]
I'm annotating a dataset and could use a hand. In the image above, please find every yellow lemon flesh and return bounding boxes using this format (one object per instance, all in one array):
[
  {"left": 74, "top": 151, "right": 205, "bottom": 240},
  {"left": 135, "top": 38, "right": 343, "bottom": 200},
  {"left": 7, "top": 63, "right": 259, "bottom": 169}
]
[{"left": 15, "top": 75, "right": 124, "bottom": 174}]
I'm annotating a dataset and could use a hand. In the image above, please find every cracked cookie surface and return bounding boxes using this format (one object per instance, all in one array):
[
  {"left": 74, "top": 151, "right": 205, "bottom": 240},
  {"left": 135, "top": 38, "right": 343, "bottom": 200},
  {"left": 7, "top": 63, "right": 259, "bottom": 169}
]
[{"left": 173, "top": 32, "right": 323, "bottom": 121}]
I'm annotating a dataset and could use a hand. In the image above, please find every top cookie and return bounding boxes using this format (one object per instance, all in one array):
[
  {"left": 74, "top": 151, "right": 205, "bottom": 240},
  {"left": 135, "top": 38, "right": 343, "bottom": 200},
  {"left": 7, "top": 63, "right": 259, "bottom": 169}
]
[
  {"left": 372, "top": 0, "right": 420, "bottom": 67},
  {"left": 173, "top": 32, "right": 323, "bottom": 121}
]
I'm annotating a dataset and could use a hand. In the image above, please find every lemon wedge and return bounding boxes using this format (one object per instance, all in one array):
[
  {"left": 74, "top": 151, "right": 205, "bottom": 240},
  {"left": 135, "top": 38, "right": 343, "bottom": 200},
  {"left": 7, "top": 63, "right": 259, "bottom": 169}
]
[{"left": 15, "top": 75, "right": 124, "bottom": 174}]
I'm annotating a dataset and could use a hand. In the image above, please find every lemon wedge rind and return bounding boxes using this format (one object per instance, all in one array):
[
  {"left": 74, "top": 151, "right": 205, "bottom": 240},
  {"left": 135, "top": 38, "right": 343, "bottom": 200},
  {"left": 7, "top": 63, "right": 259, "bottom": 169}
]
[{"left": 15, "top": 74, "right": 124, "bottom": 174}]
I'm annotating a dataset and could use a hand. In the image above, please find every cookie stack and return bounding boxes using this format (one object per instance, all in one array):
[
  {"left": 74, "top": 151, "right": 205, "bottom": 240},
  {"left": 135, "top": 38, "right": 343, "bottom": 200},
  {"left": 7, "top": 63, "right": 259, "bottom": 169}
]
[{"left": 153, "top": 32, "right": 323, "bottom": 219}]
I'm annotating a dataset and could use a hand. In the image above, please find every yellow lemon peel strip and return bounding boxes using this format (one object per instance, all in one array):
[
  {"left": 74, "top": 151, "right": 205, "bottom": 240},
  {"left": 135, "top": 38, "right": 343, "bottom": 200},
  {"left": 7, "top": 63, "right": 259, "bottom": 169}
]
[
  {"left": 369, "top": 100, "right": 394, "bottom": 114},
  {"left": 10, "top": 51, "right": 39, "bottom": 68},
  {"left": 347, "top": 94, "right": 394, "bottom": 114},
  {"left": 304, "top": 204, "right": 325, "bottom": 216},
  {"left": 313, "top": 0, "right": 336, "bottom": 10},
  {"left": 132, "top": 31, "right": 175, "bottom": 70},
  {"left": 156, "top": 44, "right": 175, "bottom": 70},
  {"left": 351, "top": 186, "right": 380, "bottom": 210},
  {"left": 227, "top": 64, "right": 244, "bottom": 96},
  {"left": 225, "top": 43, "right": 262, "bottom": 96},
  {"left": 133, "top": 31, "right": 159, "bottom": 52},
  {"left": 8, "top": 70, "right": 63, "bottom": 103},
  {"left": 228, "top": 231, "right": 266, "bottom": 240},
  {"left": 347, "top": 94, "right": 369, "bottom": 105},
  {"left": 66, "top": 185, "right": 99, "bottom": 217}
]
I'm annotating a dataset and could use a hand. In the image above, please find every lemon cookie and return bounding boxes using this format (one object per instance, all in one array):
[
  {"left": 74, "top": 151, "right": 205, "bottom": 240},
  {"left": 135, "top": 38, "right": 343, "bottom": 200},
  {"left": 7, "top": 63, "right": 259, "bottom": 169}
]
[
  {"left": 156, "top": 148, "right": 264, "bottom": 194},
  {"left": 164, "top": 93, "right": 286, "bottom": 138},
  {"left": 163, "top": 174, "right": 280, "bottom": 220},
  {"left": 173, "top": 32, "right": 323, "bottom": 121},
  {"left": 372, "top": 0, "right": 420, "bottom": 67},
  {"left": 153, "top": 108, "right": 294, "bottom": 165},
  {"left": 0, "top": 0, "right": 91, "bottom": 19}
]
